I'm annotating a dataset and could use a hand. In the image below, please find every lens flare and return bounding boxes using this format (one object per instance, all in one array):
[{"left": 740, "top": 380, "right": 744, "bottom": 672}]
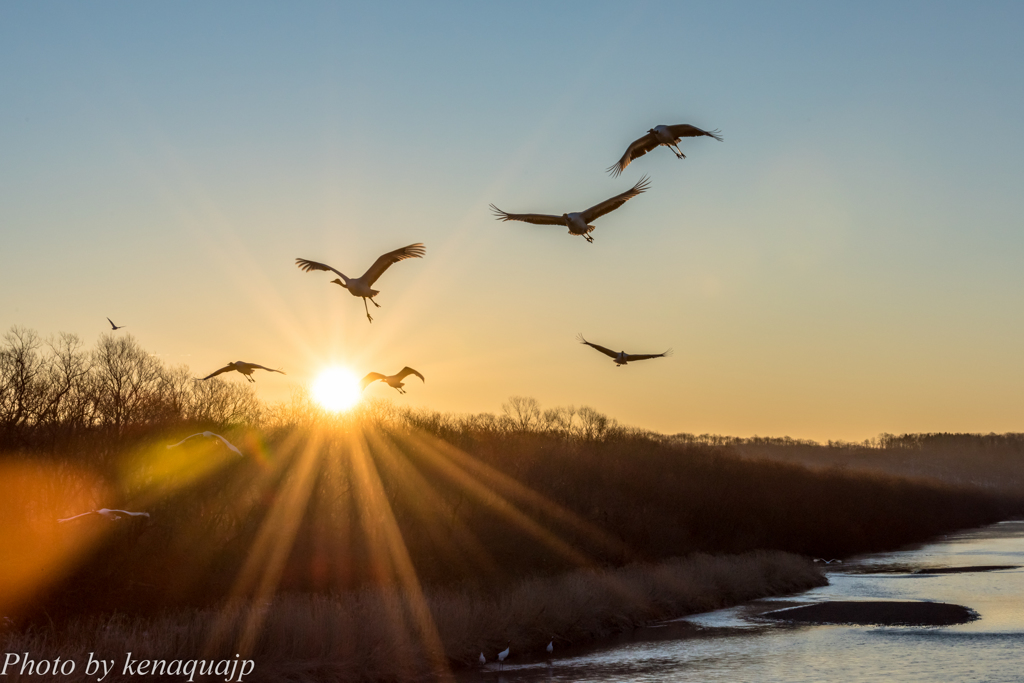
[{"left": 312, "top": 367, "right": 362, "bottom": 412}]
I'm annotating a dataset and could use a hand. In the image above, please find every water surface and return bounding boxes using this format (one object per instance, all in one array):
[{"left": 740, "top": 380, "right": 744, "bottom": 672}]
[{"left": 465, "top": 521, "right": 1024, "bottom": 682}]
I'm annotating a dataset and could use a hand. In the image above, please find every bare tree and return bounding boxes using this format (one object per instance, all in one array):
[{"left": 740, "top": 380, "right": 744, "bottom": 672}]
[
  {"left": 89, "top": 334, "right": 166, "bottom": 430},
  {"left": 187, "top": 375, "right": 262, "bottom": 424},
  {"left": 36, "top": 333, "right": 92, "bottom": 434},
  {"left": 577, "top": 406, "right": 611, "bottom": 441},
  {"left": 542, "top": 405, "right": 577, "bottom": 436},
  {"left": 502, "top": 396, "right": 541, "bottom": 432},
  {"left": 0, "top": 327, "right": 47, "bottom": 442}
]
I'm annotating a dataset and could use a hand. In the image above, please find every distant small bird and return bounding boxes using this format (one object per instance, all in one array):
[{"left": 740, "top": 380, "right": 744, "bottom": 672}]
[
  {"left": 608, "top": 124, "right": 723, "bottom": 176},
  {"left": 58, "top": 508, "right": 150, "bottom": 523},
  {"left": 107, "top": 317, "right": 126, "bottom": 330},
  {"left": 491, "top": 176, "right": 650, "bottom": 243},
  {"left": 497, "top": 642, "right": 510, "bottom": 670},
  {"left": 813, "top": 558, "right": 843, "bottom": 565},
  {"left": 360, "top": 367, "right": 425, "bottom": 394},
  {"left": 546, "top": 640, "right": 554, "bottom": 654},
  {"left": 478, "top": 653, "right": 486, "bottom": 666},
  {"left": 577, "top": 334, "right": 672, "bottom": 366},
  {"left": 166, "top": 431, "right": 243, "bottom": 457},
  {"left": 199, "top": 361, "right": 285, "bottom": 383},
  {"left": 296, "top": 243, "right": 425, "bottom": 323}
]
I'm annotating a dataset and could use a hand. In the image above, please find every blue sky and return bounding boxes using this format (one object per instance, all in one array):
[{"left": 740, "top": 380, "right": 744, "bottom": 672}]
[{"left": 3, "top": 2, "right": 1024, "bottom": 440}]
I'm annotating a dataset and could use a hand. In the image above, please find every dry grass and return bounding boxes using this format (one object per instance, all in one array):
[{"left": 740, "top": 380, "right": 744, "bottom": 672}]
[{"left": 0, "top": 551, "right": 822, "bottom": 682}]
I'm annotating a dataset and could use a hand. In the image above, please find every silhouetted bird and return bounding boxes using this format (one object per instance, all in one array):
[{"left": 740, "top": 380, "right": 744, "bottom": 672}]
[
  {"left": 199, "top": 361, "right": 285, "bottom": 383},
  {"left": 107, "top": 317, "right": 126, "bottom": 330},
  {"left": 814, "top": 558, "right": 843, "bottom": 565},
  {"left": 491, "top": 176, "right": 650, "bottom": 243},
  {"left": 360, "top": 367, "right": 425, "bottom": 394},
  {"left": 608, "top": 124, "right": 722, "bottom": 176},
  {"left": 296, "top": 243, "right": 425, "bottom": 323},
  {"left": 167, "top": 431, "right": 243, "bottom": 457},
  {"left": 577, "top": 334, "right": 672, "bottom": 366},
  {"left": 58, "top": 508, "right": 150, "bottom": 523}
]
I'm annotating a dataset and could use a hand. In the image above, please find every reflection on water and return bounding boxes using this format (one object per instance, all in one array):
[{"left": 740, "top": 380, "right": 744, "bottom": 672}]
[{"left": 460, "top": 521, "right": 1024, "bottom": 682}]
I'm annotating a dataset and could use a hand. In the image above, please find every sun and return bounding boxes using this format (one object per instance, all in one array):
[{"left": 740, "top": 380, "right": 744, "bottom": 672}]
[{"left": 311, "top": 367, "right": 362, "bottom": 412}]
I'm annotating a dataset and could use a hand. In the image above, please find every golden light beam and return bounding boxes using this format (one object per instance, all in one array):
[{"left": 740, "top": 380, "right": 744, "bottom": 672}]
[
  {"left": 349, "top": 428, "right": 453, "bottom": 682},
  {"left": 122, "top": 437, "right": 241, "bottom": 503},
  {"left": 361, "top": 426, "right": 502, "bottom": 581},
  {"left": 410, "top": 431, "right": 629, "bottom": 558},
  {"left": 201, "top": 429, "right": 324, "bottom": 656},
  {"left": 365, "top": 424, "right": 661, "bottom": 660},
  {"left": 388, "top": 429, "right": 617, "bottom": 568},
  {"left": 389, "top": 430, "right": 667, "bottom": 628}
]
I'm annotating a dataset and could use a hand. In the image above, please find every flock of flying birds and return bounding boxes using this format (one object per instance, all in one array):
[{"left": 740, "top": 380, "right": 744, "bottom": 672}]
[
  {"left": 488, "top": 123, "right": 721, "bottom": 366},
  {"left": 68, "top": 122, "right": 723, "bottom": 666},
  {"left": 194, "top": 122, "right": 723, "bottom": 394},
  {"left": 109, "top": 122, "right": 724, "bottom": 407}
]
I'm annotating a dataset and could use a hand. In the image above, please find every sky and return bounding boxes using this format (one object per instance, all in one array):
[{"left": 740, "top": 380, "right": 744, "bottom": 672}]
[{"left": 2, "top": 1, "right": 1024, "bottom": 442}]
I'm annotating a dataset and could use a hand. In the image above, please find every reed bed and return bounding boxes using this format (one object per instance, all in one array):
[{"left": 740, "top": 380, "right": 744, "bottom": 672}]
[{"left": 0, "top": 551, "right": 822, "bottom": 682}]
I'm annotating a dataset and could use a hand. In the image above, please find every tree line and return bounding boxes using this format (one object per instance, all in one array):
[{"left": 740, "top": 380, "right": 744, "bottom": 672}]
[{"left": 0, "top": 327, "right": 260, "bottom": 448}]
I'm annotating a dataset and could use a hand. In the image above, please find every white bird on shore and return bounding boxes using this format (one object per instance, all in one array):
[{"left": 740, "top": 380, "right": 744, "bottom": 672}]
[
  {"left": 607, "top": 124, "right": 723, "bottom": 176},
  {"left": 491, "top": 176, "right": 650, "bottom": 243},
  {"left": 813, "top": 558, "right": 843, "bottom": 565},
  {"left": 296, "top": 243, "right": 425, "bottom": 323},
  {"left": 360, "top": 367, "right": 425, "bottom": 395},
  {"left": 497, "top": 642, "right": 509, "bottom": 670},
  {"left": 478, "top": 652, "right": 485, "bottom": 666},
  {"left": 577, "top": 334, "right": 672, "bottom": 367},
  {"left": 58, "top": 508, "right": 150, "bottom": 523},
  {"left": 199, "top": 361, "right": 285, "bottom": 383},
  {"left": 106, "top": 317, "right": 126, "bottom": 331},
  {"left": 166, "top": 432, "right": 243, "bottom": 457},
  {"left": 546, "top": 640, "right": 554, "bottom": 654}
]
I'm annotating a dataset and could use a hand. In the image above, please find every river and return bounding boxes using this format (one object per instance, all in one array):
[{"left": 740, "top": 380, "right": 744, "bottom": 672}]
[{"left": 464, "top": 520, "right": 1024, "bottom": 682}]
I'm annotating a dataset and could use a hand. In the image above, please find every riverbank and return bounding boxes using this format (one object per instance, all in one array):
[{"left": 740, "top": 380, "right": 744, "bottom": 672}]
[
  {"left": 454, "top": 522, "right": 1024, "bottom": 682},
  {"left": 0, "top": 551, "right": 823, "bottom": 683}
]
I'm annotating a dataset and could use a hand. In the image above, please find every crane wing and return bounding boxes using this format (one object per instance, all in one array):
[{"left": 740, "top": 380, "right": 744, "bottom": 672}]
[
  {"left": 577, "top": 334, "right": 618, "bottom": 359},
  {"left": 244, "top": 364, "right": 285, "bottom": 375},
  {"left": 199, "top": 365, "right": 234, "bottom": 380},
  {"left": 210, "top": 433, "right": 243, "bottom": 456},
  {"left": 295, "top": 258, "right": 346, "bottom": 279},
  {"left": 624, "top": 349, "right": 673, "bottom": 362},
  {"left": 395, "top": 366, "right": 425, "bottom": 383},
  {"left": 361, "top": 243, "right": 426, "bottom": 286},
  {"left": 606, "top": 132, "right": 659, "bottom": 177},
  {"left": 58, "top": 511, "right": 97, "bottom": 523},
  {"left": 166, "top": 433, "right": 203, "bottom": 449},
  {"left": 490, "top": 205, "right": 565, "bottom": 226},
  {"left": 360, "top": 372, "right": 386, "bottom": 390},
  {"left": 106, "top": 509, "right": 150, "bottom": 518},
  {"left": 580, "top": 176, "right": 651, "bottom": 223},
  {"left": 666, "top": 124, "right": 723, "bottom": 141}
]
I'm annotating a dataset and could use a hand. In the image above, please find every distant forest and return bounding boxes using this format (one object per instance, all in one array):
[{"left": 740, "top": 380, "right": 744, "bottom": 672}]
[{"left": 4, "top": 324, "right": 1024, "bottom": 493}]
